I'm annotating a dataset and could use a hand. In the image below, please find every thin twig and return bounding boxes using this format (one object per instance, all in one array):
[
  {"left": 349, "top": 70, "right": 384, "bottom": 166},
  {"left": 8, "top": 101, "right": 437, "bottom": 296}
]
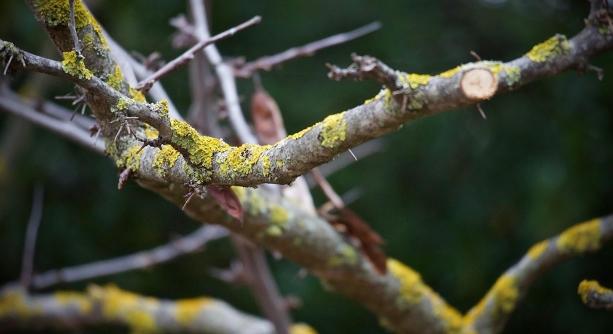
[
  {"left": 234, "top": 22, "right": 382, "bottom": 78},
  {"left": 311, "top": 168, "right": 344, "bottom": 209},
  {"left": 135, "top": 16, "right": 261, "bottom": 93},
  {"left": 20, "top": 185, "right": 44, "bottom": 288},
  {"left": 68, "top": 0, "right": 81, "bottom": 53},
  {"left": 25, "top": 225, "right": 228, "bottom": 289}
]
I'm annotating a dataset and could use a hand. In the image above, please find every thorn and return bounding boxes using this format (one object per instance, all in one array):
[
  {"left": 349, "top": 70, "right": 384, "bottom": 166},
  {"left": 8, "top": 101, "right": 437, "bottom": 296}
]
[
  {"left": 3, "top": 54, "right": 13, "bottom": 75},
  {"left": 470, "top": 50, "right": 482, "bottom": 61},
  {"left": 118, "top": 168, "right": 131, "bottom": 190},
  {"left": 476, "top": 103, "right": 487, "bottom": 120},
  {"left": 348, "top": 149, "right": 358, "bottom": 161}
]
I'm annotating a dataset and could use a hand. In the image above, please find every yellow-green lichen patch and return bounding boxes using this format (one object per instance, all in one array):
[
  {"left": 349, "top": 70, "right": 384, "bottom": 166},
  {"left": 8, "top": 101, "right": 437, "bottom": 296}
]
[
  {"left": 153, "top": 145, "right": 180, "bottom": 177},
  {"left": 61, "top": 51, "right": 93, "bottom": 80},
  {"left": 144, "top": 125, "right": 159, "bottom": 140},
  {"left": 219, "top": 144, "right": 271, "bottom": 178},
  {"left": 170, "top": 119, "right": 230, "bottom": 171},
  {"left": 288, "top": 125, "right": 313, "bottom": 140},
  {"left": 290, "top": 323, "right": 318, "bottom": 334},
  {"left": 319, "top": 113, "right": 347, "bottom": 148},
  {"left": 33, "top": 0, "right": 107, "bottom": 46},
  {"left": 91, "top": 285, "right": 157, "bottom": 333},
  {"left": 153, "top": 99, "right": 169, "bottom": 115},
  {"left": 526, "top": 34, "right": 570, "bottom": 63},
  {"left": 402, "top": 73, "right": 431, "bottom": 89},
  {"left": 527, "top": 240, "right": 548, "bottom": 260},
  {"left": 116, "top": 145, "right": 143, "bottom": 172},
  {"left": 578, "top": 280, "right": 612, "bottom": 304},
  {"left": 439, "top": 66, "right": 462, "bottom": 78},
  {"left": 54, "top": 291, "right": 92, "bottom": 313},
  {"left": 504, "top": 65, "right": 521, "bottom": 85},
  {"left": 115, "top": 97, "right": 132, "bottom": 111},
  {"left": 261, "top": 155, "right": 271, "bottom": 176},
  {"left": 328, "top": 244, "right": 358, "bottom": 267},
  {"left": 431, "top": 299, "right": 463, "bottom": 334},
  {"left": 265, "top": 205, "right": 289, "bottom": 237},
  {"left": 106, "top": 64, "right": 124, "bottom": 90},
  {"left": 491, "top": 274, "right": 519, "bottom": 314},
  {"left": 363, "top": 88, "right": 389, "bottom": 105},
  {"left": 175, "top": 297, "right": 213, "bottom": 324},
  {"left": 557, "top": 219, "right": 601, "bottom": 254},
  {"left": 130, "top": 87, "right": 147, "bottom": 103},
  {"left": 388, "top": 258, "right": 425, "bottom": 306},
  {"left": 0, "top": 289, "right": 30, "bottom": 317}
]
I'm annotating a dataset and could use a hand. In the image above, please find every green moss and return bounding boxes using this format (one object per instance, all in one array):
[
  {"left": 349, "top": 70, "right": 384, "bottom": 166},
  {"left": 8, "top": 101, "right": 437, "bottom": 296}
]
[
  {"left": 153, "top": 145, "right": 180, "bottom": 177},
  {"left": 61, "top": 51, "right": 93, "bottom": 80},
  {"left": 319, "top": 113, "right": 347, "bottom": 148},
  {"left": 526, "top": 34, "right": 570, "bottom": 63}
]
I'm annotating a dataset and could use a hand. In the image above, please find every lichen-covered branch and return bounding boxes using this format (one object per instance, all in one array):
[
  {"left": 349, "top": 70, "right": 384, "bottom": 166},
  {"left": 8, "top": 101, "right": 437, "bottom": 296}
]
[
  {"left": 463, "top": 214, "right": 613, "bottom": 334},
  {"left": 3, "top": 13, "right": 613, "bottom": 188},
  {"left": 2, "top": 1, "right": 612, "bottom": 334},
  {"left": 578, "top": 280, "right": 613, "bottom": 311},
  {"left": 0, "top": 284, "right": 279, "bottom": 333}
]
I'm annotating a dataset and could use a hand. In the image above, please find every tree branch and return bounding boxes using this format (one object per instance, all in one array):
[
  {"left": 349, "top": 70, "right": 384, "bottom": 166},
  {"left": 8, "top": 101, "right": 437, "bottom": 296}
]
[
  {"left": 0, "top": 284, "right": 278, "bottom": 333},
  {"left": 134, "top": 16, "right": 261, "bottom": 93},
  {"left": 234, "top": 22, "right": 381, "bottom": 78},
  {"left": 23, "top": 225, "right": 227, "bottom": 290},
  {"left": 463, "top": 214, "right": 613, "bottom": 333},
  {"left": 578, "top": 280, "right": 613, "bottom": 311}
]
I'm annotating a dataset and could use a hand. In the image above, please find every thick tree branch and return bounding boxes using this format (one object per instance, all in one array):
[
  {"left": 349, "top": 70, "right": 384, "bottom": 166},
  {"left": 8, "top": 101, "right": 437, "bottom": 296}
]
[
  {"left": 3, "top": 1, "right": 612, "bottom": 333},
  {"left": 463, "top": 214, "right": 613, "bottom": 334},
  {"left": 0, "top": 284, "right": 277, "bottom": 333}
]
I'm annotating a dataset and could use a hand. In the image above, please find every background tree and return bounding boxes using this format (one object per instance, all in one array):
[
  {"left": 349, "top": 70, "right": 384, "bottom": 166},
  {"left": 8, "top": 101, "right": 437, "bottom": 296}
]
[{"left": 0, "top": 0, "right": 612, "bottom": 333}]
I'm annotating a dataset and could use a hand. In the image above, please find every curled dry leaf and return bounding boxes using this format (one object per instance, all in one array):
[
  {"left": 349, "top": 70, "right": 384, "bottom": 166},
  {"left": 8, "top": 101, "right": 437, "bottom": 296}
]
[
  {"left": 250, "top": 86, "right": 287, "bottom": 144},
  {"left": 208, "top": 185, "right": 243, "bottom": 222}
]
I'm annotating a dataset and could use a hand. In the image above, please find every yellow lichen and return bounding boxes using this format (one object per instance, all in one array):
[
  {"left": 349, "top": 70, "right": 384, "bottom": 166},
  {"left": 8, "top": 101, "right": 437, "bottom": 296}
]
[
  {"left": 116, "top": 145, "right": 143, "bottom": 172},
  {"left": 526, "top": 34, "right": 570, "bottom": 63},
  {"left": 431, "top": 300, "right": 463, "bottom": 334},
  {"left": 144, "top": 126, "right": 159, "bottom": 140},
  {"left": 557, "top": 219, "right": 601, "bottom": 254},
  {"left": 170, "top": 119, "right": 230, "bottom": 172},
  {"left": 504, "top": 65, "right": 521, "bottom": 85},
  {"left": 175, "top": 297, "right": 212, "bottom": 324},
  {"left": 319, "top": 113, "right": 346, "bottom": 148},
  {"left": 290, "top": 323, "right": 318, "bottom": 334},
  {"left": 61, "top": 51, "right": 93, "bottom": 80},
  {"left": 288, "top": 125, "right": 313, "bottom": 140},
  {"left": 266, "top": 225, "right": 283, "bottom": 237},
  {"left": 153, "top": 145, "right": 180, "bottom": 177},
  {"left": 0, "top": 289, "right": 30, "bottom": 317},
  {"left": 219, "top": 144, "right": 270, "bottom": 178},
  {"left": 270, "top": 206, "right": 288, "bottom": 225},
  {"left": 578, "top": 280, "right": 612, "bottom": 304},
  {"left": 116, "top": 97, "right": 132, "bottom": 111},
  {"left": 261, "top": 155, "right": 271, "bottom": 176},
  {"left": 388, "top": 258, "right": 425, "bottom": 305},
  {"left": 490, "top": 274, "right": 518, "bottom": 314},
  {"left": 403, "top": 73, "right": 431, "bottom": 89},
  {"left": 54, "top": 291, "right": 92, "bottom": 313},
  {"left": 92, "top": 285, "right": 156, "bottom": 333},
  {"left": 153, "top": 99, "right": 169, "bottom": 115},
  {"left": 106, "top": 64, "right": 124, "bottom": 90},
  {"left": 439, "top": 66, "right": 462, "bottom": 78},
  {"left": 527, "top": 240, "right": 548, "bottom": 260},
  {"left": 328, "top": 244, "right": 358, "bottom": 267},
  {"left": 33, "top": 0, "right": 107, "bottom": 47},
  {"left": 130, "top": 87, "right": 147, "bottom": 103}
]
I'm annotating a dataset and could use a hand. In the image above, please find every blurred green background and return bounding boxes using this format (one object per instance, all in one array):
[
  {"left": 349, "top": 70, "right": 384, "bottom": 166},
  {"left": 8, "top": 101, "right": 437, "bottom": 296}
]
[{"left": 1, "top": 0, "right": 612, "bottom": 333}]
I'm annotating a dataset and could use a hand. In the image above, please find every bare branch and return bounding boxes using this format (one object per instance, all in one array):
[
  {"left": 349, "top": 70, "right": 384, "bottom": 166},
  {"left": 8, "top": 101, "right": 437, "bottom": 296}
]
[
  {"left": 135, "top": 16, "right": 262, "bottom": 93},
  {"left": 0, "top": 91, "right": 104, "bottom": 154},
  {"left": 327, "top": 53, "right": 402, "bottom": 92},
  {"left": 24, "top": 225, "right": 227, "bottom": 290},
  {"left": 19, "top": 185, "right": 44, "bottom": 288},
  {"left": 578, "top": 280, "right": 613, "bottom": 311},
  {"left": 234, "top": 22, "right": 382, "bottom": 78}
]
